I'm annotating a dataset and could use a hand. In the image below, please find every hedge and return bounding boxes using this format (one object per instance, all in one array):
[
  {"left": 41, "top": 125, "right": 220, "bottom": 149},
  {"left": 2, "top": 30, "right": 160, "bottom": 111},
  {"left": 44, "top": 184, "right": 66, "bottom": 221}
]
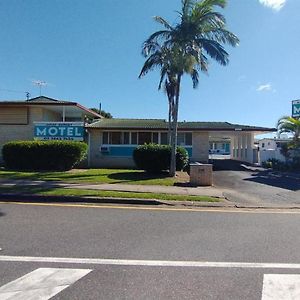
[
  {"left": 2, "top": 140, "right": 88, "bottom": 171},
  {"left": 133, "top": 143, "right": 189, "bottom": 173}
]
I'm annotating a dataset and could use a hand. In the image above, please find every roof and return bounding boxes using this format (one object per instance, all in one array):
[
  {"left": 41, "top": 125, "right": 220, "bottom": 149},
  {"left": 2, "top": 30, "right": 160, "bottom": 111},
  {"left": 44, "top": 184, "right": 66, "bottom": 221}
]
[
  {"left": 0, "top": 96, "right": 102, "bottom": 118},
  {"left": 87, "top": 118, "right": 276, "bottom": 132}
]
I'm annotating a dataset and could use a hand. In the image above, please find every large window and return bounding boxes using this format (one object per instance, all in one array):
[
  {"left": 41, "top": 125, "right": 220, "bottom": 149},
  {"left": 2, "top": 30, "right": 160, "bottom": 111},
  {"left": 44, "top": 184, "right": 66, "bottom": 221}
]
[
  {"left": 102, "top": 131, "right": 192, "bottom": 146},
  {"left": 177, "top": 132, "right": 192, "bottom": 146}
]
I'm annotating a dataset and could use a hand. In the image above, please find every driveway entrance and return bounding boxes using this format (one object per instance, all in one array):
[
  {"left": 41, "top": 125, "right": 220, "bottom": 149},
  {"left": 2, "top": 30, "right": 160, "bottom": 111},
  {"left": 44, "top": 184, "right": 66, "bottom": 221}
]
[{"left": 212, "top": 160, "right": 300, "bottom": 207}]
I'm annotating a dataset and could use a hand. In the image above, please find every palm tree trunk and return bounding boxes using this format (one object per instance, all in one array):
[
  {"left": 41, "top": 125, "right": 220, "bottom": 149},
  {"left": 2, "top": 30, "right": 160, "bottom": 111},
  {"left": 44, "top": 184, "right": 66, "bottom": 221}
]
[
  {"left": 168, "top": 99, "right": 172, "bottom": 145},
  {"left": 169, "top": 74, "right": 181, "bottom": 177}
]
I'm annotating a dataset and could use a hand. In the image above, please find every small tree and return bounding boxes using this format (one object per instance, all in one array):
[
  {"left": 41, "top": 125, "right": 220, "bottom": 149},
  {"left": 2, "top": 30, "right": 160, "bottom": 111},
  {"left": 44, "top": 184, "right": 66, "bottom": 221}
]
[
  {"left": 277, "top": 116, "right": 300, "bottom": 166},
  {"left": 90, "top": 108, "right": 113, "bottom": 118}
]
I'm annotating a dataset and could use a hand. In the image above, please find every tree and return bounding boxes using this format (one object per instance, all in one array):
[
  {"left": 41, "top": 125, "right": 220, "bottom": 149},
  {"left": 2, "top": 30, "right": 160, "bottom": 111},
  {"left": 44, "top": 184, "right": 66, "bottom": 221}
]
[
  {"left": 90, "top": 108, "right": 113, "bottom": 119},
  {"left": 277, "top": 116, "right": 300, "bottom": 141},
  {"left": 140, "top": 0, "right": 239, "bottom": 176}
]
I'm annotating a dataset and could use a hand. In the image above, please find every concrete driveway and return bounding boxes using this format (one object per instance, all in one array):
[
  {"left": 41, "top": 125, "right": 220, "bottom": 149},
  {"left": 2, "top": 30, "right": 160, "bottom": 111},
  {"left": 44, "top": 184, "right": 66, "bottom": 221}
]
[{"left": 212, "top": 160, "right": 300, "bottom": 208}]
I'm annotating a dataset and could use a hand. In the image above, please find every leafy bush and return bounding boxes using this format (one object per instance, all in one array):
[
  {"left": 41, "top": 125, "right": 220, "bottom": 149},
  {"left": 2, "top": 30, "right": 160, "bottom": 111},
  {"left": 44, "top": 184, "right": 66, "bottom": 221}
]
[
  {"left": 176, "top": 146, "right": 189, "bottom": 171},
  {"left": 133, "top": 143, "right": 189, "bottom": 173},
  {"left": 2, "top": 141, "right": 87, "bottom": 171},
  {"left": 262, "top": 158, "right": 288, "bottom": 171}
]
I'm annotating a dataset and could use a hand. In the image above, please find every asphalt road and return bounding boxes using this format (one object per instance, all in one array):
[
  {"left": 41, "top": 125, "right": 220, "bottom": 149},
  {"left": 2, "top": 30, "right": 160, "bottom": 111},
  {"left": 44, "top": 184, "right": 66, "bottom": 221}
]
[{"left": 1, "top": 202, "right": 300, "bottom": 299}]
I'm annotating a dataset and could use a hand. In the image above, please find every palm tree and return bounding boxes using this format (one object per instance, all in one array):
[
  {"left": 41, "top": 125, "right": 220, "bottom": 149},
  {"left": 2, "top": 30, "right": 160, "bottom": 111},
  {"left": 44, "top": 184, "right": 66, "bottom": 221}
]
[
  {"left": 139, "top": 44, "right": 199, "bottom": 145},
  {"left": 277, "top": 116, "right": 300, "bottom": 141},
  {"left": 140, "top": 0, "right": 239, "bottom": 176}
]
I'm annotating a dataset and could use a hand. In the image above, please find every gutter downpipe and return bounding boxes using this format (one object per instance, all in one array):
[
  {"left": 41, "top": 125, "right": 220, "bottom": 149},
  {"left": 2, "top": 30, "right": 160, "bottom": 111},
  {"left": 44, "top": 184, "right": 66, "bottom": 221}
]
[{"left": 87, "top": 130, "right": 91, "bottom": 168}]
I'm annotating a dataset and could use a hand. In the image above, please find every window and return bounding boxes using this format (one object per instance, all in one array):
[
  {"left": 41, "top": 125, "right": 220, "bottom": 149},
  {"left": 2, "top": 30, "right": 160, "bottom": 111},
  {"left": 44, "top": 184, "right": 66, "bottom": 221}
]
[
  {"left": 177, "top": 133, "right": 185, "bottom": 146},
  {"left": 160, "top": 133, "right": 168, "bottom": 145},
  {"left": 131, "top": 132, "right": 138, "bottom": 145},
  {"left": 262, "top": 143, "right": 265, "bottom": 148},
  {"left": 138, "top": 132, "right": 151, "bottom": 145},
  {"left": 176, "top": 132, "right": 192, "bottom": 146},
  {"left": 102, "top": 132, "right": 109, "bottom": 144},
  {"left": 111, "top": 132, "right": 122, "bottom": 144},
  {"left": 123, "top": 132, "right": 130, "bottom": 144},
  {"left": 185, "top": 133, "right": 192, "bottom": 146},
  {"left": 152, "top": 132, "right": 159, "bottom": 144}
]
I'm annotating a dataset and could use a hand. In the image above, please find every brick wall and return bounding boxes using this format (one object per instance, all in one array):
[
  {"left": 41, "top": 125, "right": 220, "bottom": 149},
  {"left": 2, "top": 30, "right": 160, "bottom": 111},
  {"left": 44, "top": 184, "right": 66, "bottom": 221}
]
[
  {"left": 0, "top": 107, "right": 61, "bottom": 163},
  {"left": 191, "top": 132, "right": 209, "bottom": 163}
]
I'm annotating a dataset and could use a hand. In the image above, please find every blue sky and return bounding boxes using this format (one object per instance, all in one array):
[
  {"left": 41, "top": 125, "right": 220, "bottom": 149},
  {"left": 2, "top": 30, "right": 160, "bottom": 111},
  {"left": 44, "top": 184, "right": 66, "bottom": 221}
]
[{"left": 0, "top": 0, "right": 299, "bottom": 128}]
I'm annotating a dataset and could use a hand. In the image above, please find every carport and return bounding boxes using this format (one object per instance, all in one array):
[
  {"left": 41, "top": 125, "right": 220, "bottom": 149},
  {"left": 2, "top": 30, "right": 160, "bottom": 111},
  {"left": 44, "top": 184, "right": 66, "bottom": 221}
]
[{"left": 206, "top": 124, "right": 276, "bottom": 164}]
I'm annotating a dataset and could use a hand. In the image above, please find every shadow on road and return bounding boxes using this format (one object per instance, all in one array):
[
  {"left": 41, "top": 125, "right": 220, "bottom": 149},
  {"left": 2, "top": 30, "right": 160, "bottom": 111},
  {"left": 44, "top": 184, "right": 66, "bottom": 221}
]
[
  {"left": 211, "top": 159, "right": 251, "bottom": 171},
  {"left": 244, "top": 170, "right": 300, "bottom": 191},
  {"left": 0, "top": 210, "right": 6, "bottom": 217},
  {"left": 212, "top": 159, "right": 300, "bottom": 192}
]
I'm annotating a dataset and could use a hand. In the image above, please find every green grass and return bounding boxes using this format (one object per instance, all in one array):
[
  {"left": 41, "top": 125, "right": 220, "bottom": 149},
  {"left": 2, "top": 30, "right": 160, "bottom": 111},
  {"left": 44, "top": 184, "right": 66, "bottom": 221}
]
[
  {"left": 0, "top": 186, "right": 219, "bottom": 202},
  {"left": 0, "top": 168, "right": 184, "bottom": 186}
]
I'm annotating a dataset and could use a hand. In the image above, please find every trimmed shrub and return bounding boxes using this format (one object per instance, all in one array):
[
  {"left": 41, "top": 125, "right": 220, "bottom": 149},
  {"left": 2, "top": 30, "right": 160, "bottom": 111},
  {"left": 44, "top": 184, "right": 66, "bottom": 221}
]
[
  {"left": 133, "top": 143, "right": 189, "bottom": 173},
  {"left": 2, "top": 140, "right": 87, "bottom": 171}
]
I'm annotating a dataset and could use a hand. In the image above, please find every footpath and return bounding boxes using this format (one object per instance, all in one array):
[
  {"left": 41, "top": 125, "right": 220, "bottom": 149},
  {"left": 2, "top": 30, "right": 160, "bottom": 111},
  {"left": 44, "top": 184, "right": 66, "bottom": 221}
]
[
  {"left": 1, "top": 178, "right": 300, "bottom": 209},
  {"left": 0, "top": 179, "right": 234, "bottom": 208}
]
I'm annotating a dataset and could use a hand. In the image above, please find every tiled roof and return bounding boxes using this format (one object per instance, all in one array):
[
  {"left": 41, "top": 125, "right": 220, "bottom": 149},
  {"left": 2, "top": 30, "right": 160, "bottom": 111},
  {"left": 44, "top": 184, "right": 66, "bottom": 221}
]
[
  {"left": 87, "top": 118, "right": 276, "bottom": 132},
  {"left": 0, "top": 96, "right": 76, "bottom": 105}
]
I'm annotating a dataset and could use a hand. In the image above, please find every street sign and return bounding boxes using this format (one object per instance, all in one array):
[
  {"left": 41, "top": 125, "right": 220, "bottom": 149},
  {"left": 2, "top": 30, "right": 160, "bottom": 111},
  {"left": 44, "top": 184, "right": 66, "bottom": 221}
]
[
  {"left": 34, "top": 122, "right": 84, "bottom": 141},
  {"left": 292, "top": 100, "right": 300, "bottom": 118}
]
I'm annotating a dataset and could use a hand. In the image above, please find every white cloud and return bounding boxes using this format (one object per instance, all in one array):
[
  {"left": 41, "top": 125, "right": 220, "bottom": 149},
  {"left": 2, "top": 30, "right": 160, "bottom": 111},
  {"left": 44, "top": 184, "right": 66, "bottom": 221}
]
[
  {"left": 257, "top": 83, "right": 273, "bottom": 92},
  {"left": 258, "top": 0, "right": 286, "bottom": 11}
]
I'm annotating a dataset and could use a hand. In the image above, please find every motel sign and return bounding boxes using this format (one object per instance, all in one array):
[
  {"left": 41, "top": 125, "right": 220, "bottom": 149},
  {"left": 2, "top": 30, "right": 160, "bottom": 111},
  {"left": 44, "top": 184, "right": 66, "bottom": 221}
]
[
  {"left": 292, "top": 100, "right": 300, "bottom": 118},
  {"left": 34, "top": 122, "right": 84, "bottom": 141}
]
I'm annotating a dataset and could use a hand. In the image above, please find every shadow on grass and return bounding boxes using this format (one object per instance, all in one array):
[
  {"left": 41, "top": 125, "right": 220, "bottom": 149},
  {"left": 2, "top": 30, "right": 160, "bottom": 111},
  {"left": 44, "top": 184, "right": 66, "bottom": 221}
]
[
  {"left": 0, "top": 186, "right": 165, "bottom": 206},
  {"left": 174, "top": 182, "right": 198, "bottom": 188},
  {"left": 0, "top": 168, "right": 144, "bottom": 183},
  {"left": 107, "top": 171, "right": 171, "bottom": 184}
]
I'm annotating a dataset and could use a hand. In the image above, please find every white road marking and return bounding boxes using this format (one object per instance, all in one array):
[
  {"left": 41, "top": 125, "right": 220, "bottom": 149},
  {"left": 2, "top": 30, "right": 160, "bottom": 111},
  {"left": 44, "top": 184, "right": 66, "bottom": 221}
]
[
  {"left": 1, "top": 255, "right": 300, "bottom": 269},
  {"left": 0, "top": 268, "right": 92, "bottom": 300},
  {"left": 262, "top": 274, "right": 300, "bottom": 300}
]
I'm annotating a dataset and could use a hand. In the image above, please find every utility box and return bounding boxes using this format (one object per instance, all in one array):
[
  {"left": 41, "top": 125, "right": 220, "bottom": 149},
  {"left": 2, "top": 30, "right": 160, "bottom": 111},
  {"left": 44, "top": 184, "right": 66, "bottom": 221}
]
[{"left": 189, "top": 163, "right": 213, "bottom": 186}]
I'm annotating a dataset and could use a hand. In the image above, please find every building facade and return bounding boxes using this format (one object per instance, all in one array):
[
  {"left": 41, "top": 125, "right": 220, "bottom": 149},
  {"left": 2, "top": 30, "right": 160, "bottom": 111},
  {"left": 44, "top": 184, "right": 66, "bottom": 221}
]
[
  {"left": 0, "top": 96, "right": 101, "bottom": 162},
  {"left": 86, "top": 119, "right": 275, "bottom": 168},
  {"left": 0, "top": 97, "right": 276, "bottom": 168}
]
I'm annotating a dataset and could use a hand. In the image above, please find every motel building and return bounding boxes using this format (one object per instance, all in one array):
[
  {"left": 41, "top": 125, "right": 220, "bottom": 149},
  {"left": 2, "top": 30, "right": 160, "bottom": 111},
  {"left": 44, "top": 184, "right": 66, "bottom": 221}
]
[
  {"left": 0, "top": 96, "right": 101, "bottom": 163},
  {"left": 0, "top": 96, "right": 275, "bottom": 167}
]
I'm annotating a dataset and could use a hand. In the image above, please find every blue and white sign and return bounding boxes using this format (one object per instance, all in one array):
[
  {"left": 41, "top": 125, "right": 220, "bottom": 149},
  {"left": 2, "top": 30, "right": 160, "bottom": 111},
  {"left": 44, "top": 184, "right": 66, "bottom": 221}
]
[
  {"left": 292, "top": 100, "right": 300, "bottom": 118},
  {"left": 34, "top": 122, "right": 84, "bottom": 141}
]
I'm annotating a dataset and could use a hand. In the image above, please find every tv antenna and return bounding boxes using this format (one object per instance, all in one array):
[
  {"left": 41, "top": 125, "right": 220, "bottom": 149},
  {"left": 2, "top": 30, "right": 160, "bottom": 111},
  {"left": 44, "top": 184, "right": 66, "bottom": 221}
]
[{"left": 32, "top": 80, "right": 48, "bottom": 96}]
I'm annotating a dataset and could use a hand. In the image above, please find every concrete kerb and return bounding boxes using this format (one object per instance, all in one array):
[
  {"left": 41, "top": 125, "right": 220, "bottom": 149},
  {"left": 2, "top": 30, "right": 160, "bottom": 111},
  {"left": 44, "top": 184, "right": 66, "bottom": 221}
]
[{"left": 0, "top": 193, "right": 232, "bottom": 208}]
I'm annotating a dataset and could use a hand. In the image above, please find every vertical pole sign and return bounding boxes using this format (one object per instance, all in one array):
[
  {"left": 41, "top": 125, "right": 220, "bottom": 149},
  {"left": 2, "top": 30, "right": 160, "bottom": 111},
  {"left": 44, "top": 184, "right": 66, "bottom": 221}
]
[{"left": 292, "top": 100, "right": 300, "bottom": 118}]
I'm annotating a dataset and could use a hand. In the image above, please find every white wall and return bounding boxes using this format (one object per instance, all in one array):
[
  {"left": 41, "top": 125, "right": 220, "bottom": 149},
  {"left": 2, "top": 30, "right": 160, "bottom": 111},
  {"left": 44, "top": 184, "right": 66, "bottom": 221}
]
[{"left": 259, "top": 149, "right": 286, "bottom": 164}]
